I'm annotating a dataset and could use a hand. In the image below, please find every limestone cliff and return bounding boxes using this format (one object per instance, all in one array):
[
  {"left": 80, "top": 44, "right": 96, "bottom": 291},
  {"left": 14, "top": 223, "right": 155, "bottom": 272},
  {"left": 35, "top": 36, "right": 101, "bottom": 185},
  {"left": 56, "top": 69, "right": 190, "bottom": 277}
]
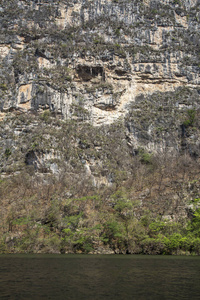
[
  {"left": 1, "top": 1, "right": 199, "bottom": 121},
  {"left": 1, "top": 0, "right": 200, "bottom": 168},
  {"left": 1, "top": 0, "right": 200, "bottom": 252}
]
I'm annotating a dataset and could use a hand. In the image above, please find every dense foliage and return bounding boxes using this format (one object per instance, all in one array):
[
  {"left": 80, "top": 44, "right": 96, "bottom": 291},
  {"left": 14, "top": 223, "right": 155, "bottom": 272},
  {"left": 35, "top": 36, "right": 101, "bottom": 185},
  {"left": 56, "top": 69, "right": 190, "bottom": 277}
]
[
  {"left": 0, "top": 113, "right": 200, "bottom": 254},
  {"left": 1, "top": 177, "right": 200, "bottom": 254}
]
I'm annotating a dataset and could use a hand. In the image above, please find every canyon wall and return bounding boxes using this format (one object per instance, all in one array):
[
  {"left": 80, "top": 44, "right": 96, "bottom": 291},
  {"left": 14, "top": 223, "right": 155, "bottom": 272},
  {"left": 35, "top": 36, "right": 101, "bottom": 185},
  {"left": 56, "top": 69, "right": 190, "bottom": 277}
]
[{"left": 0, "top": 0, "right": 200, "bottom": 175}]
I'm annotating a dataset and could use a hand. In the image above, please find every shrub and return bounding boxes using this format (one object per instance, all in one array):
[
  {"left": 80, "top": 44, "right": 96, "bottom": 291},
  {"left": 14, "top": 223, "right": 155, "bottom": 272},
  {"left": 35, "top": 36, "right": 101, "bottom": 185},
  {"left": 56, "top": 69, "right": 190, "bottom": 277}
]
[
  {"left": 183, "top": 109, "right": 196, "bottom": 127},
  {"left": 138, "top": 148, "right": 153, "bottom": 165},
  {"left": 40, "top": 110, "right": 51, "bottom": 123},
  {"left": 5, "top": 148, "right": 11, "bottom": 158}
]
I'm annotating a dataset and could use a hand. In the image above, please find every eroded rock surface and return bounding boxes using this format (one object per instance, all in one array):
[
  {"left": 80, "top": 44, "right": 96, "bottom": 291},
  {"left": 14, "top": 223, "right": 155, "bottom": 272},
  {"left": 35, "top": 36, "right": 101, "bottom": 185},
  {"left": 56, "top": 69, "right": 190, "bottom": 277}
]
[
  {"left": 0, "top": 0, "right": 200, "bottom": 172},
  {"left": 1, "top": 0, "right": 199, "bottom": 125}
]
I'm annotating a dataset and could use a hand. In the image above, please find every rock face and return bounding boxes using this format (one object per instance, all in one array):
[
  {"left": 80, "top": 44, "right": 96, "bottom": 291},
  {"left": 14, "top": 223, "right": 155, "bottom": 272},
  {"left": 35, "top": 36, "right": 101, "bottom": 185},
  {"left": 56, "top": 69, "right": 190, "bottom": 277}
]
[
  {"left": 0, "top": 0, "right": 200, "bottom": 170},
  {"left": 0, "top": 1, "right": 199, "bottom": 121}
]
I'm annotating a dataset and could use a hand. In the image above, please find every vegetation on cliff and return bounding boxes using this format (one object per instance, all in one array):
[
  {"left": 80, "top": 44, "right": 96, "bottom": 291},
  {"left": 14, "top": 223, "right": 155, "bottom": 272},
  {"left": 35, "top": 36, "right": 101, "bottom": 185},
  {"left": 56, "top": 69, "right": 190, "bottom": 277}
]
[
  {"left": 0, "top": 113, "right": 200, "bottom": 254},
  {"left": 1, "top": 162, "right": 200, "bottom": 254}
]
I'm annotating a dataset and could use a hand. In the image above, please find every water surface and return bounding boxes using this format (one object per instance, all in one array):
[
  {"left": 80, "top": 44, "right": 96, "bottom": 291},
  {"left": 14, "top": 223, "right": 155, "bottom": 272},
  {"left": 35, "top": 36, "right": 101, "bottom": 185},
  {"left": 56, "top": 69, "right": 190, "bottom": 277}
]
[{"left": 0, "top": 255, "right": 200, "bottom": 299}]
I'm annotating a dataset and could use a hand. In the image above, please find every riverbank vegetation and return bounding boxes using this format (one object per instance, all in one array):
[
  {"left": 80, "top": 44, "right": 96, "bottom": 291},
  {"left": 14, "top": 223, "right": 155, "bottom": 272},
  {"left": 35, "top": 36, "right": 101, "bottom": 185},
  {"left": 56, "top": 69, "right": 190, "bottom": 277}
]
[{"left": 1, "top": 150, "right": 200, "bottom": 255}]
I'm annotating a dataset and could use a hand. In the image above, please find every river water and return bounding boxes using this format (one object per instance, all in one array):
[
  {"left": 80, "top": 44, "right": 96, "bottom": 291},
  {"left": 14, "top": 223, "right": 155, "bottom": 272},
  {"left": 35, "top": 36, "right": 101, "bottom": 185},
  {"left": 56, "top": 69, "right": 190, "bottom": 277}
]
[{"left": 0, "top": 255, "right": 200, "bottom": 300}]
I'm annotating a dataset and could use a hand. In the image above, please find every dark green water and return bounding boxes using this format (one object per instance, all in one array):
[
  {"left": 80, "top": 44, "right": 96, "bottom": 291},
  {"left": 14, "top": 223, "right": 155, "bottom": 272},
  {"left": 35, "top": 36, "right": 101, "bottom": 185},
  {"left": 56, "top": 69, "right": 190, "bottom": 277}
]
[{"left": 0, "top": 255, "right": 200, "bottom": 300}]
